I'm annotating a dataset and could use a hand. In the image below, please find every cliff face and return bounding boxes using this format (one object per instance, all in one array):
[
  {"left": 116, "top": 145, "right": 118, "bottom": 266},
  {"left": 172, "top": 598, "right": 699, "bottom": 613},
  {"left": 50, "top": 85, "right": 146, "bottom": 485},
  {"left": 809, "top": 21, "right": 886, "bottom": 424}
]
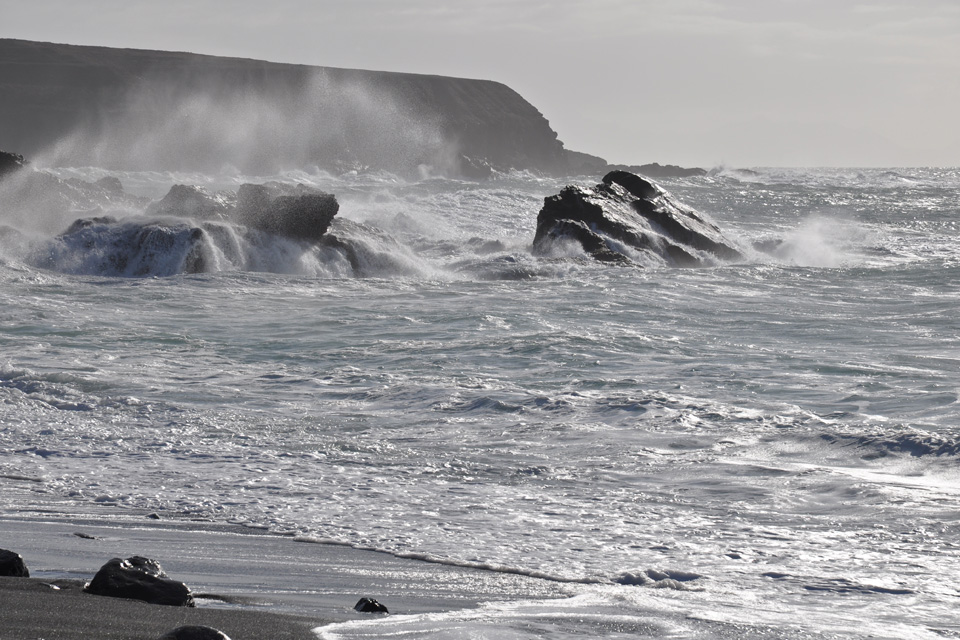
[{"left": 0, "top": 39, "right": 569, "bottom": 176}]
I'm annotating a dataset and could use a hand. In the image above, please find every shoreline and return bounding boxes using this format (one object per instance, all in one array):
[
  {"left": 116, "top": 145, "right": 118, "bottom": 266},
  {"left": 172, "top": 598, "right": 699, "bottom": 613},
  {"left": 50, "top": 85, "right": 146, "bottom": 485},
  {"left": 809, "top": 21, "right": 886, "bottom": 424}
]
[
  {"left": 0, "top": 510, "right": 573, "bottom": 639},
  {"left": 0, "top": 575, "right": 324, "bottom": 640}
]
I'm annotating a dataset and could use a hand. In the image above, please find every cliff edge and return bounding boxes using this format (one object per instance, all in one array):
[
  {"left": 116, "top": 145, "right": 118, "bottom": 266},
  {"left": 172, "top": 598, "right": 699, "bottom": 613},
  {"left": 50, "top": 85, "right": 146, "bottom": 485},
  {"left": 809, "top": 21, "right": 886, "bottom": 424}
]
[{"left": 0, "top": 39, "right": 573, "bottom": 176}]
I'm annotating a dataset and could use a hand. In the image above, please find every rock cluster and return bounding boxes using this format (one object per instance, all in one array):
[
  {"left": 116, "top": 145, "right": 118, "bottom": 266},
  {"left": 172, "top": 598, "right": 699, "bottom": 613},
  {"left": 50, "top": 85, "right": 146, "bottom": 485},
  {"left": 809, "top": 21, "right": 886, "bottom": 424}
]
[
  {"left": 148, "top": 181, "right": 339, "bottom": 242},
  {"left": 533, "top": 170, "right": 741, "bottom": 267}
]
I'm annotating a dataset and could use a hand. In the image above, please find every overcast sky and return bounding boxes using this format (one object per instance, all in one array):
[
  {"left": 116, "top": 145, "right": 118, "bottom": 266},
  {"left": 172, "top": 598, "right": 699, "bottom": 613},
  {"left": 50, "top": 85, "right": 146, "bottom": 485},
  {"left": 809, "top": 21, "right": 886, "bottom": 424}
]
[{"left": 2, "top": 0, "right": 957, "bottom": 167}]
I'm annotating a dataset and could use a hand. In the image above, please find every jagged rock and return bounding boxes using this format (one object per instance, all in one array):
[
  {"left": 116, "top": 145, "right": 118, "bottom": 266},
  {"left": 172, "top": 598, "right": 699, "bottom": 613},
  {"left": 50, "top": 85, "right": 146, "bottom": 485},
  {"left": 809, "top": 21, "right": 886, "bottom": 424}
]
[
  {"left": 354, "top": 597, "right": 389, "bottom": 613},
  {"left": 0, "top": 548, "right": 30, "bottom": 577},
  {"left": 146, "top": 185, "right": 235, "bottom": 221},
  {"left": 158, "top": 626, "right": 231, "bottom": 640},
  {"left": 0, "top": 150, "right": 27, "bottom": 178},
  {"left": 235, "top": 182, "right": 338, "bottom": 242},
  {"left": 532, "top": 170, "right": 741, "bottom": 267},
  {"left": 84, "top": 556, "right": 195, "bottom": 606}
]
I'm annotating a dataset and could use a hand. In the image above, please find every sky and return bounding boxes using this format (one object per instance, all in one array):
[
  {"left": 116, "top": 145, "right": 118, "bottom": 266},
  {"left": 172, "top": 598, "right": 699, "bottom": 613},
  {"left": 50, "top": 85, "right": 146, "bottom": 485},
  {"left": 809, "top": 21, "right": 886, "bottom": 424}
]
[{"left": 1, "top": 0, "right": 958, "bottom": 167}]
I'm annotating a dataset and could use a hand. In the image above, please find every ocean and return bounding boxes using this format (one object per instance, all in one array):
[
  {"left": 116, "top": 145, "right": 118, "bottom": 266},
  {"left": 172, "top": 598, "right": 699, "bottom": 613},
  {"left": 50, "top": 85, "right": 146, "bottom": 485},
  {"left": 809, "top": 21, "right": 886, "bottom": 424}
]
[{"left": 1, "top": 165, "right": 959, "bottom": 638}]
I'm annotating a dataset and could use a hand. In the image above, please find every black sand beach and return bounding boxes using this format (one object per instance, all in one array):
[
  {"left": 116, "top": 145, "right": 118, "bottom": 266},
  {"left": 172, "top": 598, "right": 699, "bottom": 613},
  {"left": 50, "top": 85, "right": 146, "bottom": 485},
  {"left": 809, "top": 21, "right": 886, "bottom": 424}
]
[
  {"left": 0, "top": 576, "right": 323, "bottom": 640},
  {"left": 0, "top": 510, "right": 572, "bottom": 639}
]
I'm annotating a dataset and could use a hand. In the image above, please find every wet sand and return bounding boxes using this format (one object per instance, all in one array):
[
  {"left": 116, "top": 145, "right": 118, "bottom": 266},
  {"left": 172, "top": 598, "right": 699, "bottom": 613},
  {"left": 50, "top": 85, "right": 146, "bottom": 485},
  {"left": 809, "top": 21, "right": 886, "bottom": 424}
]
[{"left": 0, "top": 511, "right": 571, "bottom": 639}]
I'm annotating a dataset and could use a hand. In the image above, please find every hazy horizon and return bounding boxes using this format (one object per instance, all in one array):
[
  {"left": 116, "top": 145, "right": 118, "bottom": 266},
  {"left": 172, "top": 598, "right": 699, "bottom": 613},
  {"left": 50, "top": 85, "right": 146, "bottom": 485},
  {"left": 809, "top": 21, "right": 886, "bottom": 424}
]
[{"left": 1, "top": 0, "right": 957, "bottom": 168}]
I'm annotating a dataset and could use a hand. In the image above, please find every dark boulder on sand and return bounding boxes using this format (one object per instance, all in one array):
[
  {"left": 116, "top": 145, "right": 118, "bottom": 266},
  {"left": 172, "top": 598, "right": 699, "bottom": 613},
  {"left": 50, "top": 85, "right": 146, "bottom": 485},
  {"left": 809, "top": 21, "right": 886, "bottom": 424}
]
[
  {"left": 159, "top": 625, "right": 232, "bottom": 640},
  {"left": 532, "top": 170, "right": 742, "bottom": 267},
  {"left": 0, "top": 548, "right": 29, "bottom": 577},
  {"left": 85, "top": 556, "right": 195, "bottom": 606}
]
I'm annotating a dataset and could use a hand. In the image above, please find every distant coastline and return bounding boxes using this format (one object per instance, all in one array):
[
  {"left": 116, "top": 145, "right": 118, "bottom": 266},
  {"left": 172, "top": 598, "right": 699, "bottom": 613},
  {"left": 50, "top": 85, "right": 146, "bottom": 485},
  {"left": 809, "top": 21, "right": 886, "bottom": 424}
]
[{"left": 0, "top": 39, "right": 704, "bottom": 179}]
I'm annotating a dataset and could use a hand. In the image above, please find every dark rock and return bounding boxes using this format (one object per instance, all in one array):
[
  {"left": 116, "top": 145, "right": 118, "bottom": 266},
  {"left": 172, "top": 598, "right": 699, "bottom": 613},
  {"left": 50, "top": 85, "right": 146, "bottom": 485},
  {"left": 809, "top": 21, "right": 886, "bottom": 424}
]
[
  {"left": 532, "top": 171, "right": 742, "bottom": 267},
  {"left": 564, "top": 149, "right": 609, "bottom": 175},
  {"left": 354, "top": 597, "right": 389, "bottom": 613},
  {"left": 235, "top": 182, "right": 338, "bottom": 242},
  {"left": 0, "top": 150, "right": 27, "bottom": 178},
  {"left": 95, "top": 176, "right": 125, "bottom": 193},
  {"left": 606, "top": 162, "right": 707, "bottom": 178},
  {"left": 0, "top": 548, "right": 29, "bottom": 577},
  {"left": 146, "top": 185, "right": 235, "bottom": 221},
  {"left": 457, "top": 155, "right": 494, "bottom": 180},
  {"left": 52, "top": 217, "right": 209, "bottom": 276},
  {"left": 62, "top": 215, "right": 118, "bottom": 235},
  {"left": 149, "top": 182, "right": 340, "bottom": 243},
  {"left": 158, "top": 626, "right": 232, "bottom": 640},
  {"left": 84, "top": 556, "right": 195, "bottom": 606}
]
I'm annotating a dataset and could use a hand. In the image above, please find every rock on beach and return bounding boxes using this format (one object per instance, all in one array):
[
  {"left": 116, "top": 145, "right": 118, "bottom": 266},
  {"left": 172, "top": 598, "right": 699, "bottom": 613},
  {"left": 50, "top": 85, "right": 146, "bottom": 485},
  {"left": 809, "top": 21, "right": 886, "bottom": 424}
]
[
  {"left": 0, "top": 548, "right": 30, "bottom": 577},
  {"left": 84, "top": 556, "right": 195, "bottom": 607}
]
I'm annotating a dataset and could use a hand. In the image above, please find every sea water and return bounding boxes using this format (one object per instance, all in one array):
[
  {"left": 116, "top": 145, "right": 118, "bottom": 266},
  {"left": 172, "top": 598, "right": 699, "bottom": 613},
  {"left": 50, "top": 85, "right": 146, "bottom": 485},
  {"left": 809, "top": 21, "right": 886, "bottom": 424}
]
[{"left": 1, "top": 166, "right": 959, "bottom": 638}]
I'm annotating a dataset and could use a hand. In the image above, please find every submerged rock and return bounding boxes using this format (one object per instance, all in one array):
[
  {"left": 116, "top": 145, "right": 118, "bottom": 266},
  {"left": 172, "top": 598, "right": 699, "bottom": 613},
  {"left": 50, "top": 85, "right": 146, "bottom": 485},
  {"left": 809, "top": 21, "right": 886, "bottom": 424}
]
[
  {"left": 158, "top": 626, "right": 232, "bottom": 640},
  {"left": 532, "top": 170, "right": 741, "bottom": 267},
  {"left": 0, "top": 548, "right": 30, "bottom": 577},
  {"left": 319, "top": 218, "right": 422, "bottom": 277},
  {"left": 354, "top": 597, "right": 389, "bottom": 613},
  {"left": 85, "top": 556, "right": 195, "bottom": 606},
  {"left": 52, "top": 216, "right": 209, "bottom": 276}
]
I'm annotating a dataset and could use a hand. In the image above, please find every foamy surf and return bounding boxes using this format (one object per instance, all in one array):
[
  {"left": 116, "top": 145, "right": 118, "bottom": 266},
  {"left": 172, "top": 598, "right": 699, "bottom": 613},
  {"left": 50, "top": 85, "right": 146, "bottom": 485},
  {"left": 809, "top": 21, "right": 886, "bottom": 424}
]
[{"left": 2, "top": 166, "right": 960, "bottom": 638}]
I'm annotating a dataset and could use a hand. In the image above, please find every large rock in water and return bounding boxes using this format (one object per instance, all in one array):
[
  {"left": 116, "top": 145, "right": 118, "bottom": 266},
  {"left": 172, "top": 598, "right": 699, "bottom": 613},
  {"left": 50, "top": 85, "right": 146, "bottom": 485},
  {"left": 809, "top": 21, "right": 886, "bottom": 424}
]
[
  {"left": 84, "top": 556, "right": 195, "bottom": 606},
  {"left": 235, "top": 183, "right": 338, "bottom": 242},
  {"left": 149, "top": 182, "right": 339, "bottom": 242},
  {"left": 532, "top": 171, "right": 742, "bottom": 267},
  {"left": 146, "top": 185, "right": 236, "bottom": 221}
]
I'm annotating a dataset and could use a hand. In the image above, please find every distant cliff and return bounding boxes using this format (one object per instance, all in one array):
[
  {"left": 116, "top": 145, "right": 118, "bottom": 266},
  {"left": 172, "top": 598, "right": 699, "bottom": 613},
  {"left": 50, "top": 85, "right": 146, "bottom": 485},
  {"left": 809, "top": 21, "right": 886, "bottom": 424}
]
[{"left": 0, "top": 39, "right": 575, "bottom": 176}]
